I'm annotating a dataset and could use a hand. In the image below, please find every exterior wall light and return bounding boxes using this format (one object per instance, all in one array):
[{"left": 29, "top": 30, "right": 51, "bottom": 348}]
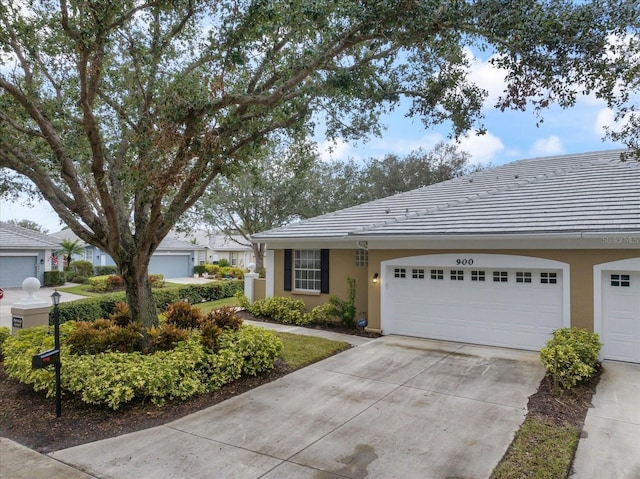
[{"left": 372, "top": 273, "right": 379, "bottom": 283}]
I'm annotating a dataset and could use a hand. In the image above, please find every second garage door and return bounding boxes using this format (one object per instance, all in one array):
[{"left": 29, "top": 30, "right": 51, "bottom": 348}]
[
  {"left": 149, "top": 254, "right": 191, "bottom": 279},
  {"left": 0, "top": 255, "right": 37, "bottom": 288},
  {"left": 380, "top": 254, "right": 569, "bottom": 351}
]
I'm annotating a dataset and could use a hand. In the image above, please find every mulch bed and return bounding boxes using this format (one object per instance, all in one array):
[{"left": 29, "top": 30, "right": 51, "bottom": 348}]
[
  {"left": 0, "top": 315, "right": 599, "bottom": 455},
  {"left": 526, "top": 366, "right": 601, "bottom": 429}
]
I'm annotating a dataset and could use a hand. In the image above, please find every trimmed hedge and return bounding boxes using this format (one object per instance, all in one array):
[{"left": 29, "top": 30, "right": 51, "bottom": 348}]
[
  {"left": 51, "top": 280, "right": 244, "bottom": 324},
  {"left": 44, "top": 270, "right": 66, "bottom": 287}
]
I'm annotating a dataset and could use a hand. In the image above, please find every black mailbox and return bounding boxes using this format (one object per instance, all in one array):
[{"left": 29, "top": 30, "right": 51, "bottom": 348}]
[{"left": 32, "top": 349, "right": 60, "bottom": 369}]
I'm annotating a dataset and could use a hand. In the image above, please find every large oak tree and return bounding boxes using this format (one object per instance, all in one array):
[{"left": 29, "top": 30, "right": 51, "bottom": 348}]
[{"left": 1, "top": 0, "right": 638, "bottom": 326}]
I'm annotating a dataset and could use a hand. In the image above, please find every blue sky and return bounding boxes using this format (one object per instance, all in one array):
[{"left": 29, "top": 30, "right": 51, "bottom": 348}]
[{"left": 2, "top": 50, "right": 630, "bottom": 233}]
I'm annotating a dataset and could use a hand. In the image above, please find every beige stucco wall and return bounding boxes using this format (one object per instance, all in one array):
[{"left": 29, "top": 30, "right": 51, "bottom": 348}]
[
  {"left": 272, "top": 249, "right": 369, "bottom": 317},
  {"left": 271, "top": 247, "right": 639, "bottom": 333}
]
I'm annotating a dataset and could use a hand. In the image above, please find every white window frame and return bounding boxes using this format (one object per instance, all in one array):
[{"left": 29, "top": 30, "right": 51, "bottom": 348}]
[{"left": 294, "top": 249, "right": 322, "bottom": 292}]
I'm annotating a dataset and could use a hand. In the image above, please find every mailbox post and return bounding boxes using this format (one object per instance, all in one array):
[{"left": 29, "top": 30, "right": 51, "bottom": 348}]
[
  {"left": 52, "top": 290, "right": 61, "bottom": 417},
  {"left": 31, "top": 290, "right": 62, "bottom": 417}
]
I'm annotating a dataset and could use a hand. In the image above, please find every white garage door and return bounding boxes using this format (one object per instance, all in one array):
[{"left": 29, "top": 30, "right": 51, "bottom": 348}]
[
  {"left": 149, "top": 255, "right": 191, "bottom": 279},
  {"left": 0, "top": 256, "right": 37, "bottom": 288},
  {"left": 381, "top": 254, "right": 568, "bottom": 351},
  {"left": 600, "top": 270, "right": 640, "bottom": 363}
]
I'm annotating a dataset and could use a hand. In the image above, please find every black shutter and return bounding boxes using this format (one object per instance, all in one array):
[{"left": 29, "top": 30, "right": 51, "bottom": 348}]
[
  {"left": 320, "top": 249, "right": 329, "bottom": 294},
  {"left": 284, "top": 249, "right": 292, "bottom": 291}
]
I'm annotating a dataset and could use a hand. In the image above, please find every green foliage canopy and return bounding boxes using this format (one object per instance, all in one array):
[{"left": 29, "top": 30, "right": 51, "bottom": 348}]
[{"left": 1, "top": 0, "right": 637, "bottom": 325}]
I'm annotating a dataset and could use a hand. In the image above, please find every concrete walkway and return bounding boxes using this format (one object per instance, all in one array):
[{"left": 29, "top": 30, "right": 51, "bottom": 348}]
[{"left": 571, "top": 361, "right": 640, "bottom": 479}]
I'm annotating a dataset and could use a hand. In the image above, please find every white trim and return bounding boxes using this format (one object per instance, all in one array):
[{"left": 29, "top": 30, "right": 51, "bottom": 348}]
[
  {"left": 0, "top": 252, "right": 38, "bottom": 257},
  {"left": 260, "top": 233, "right": 640, "bottom": 251},
  {"left": 380, "top": 253, "right": 571, "bottom": 337},
  {"left": 593, "top": 257, "right": 640, "bottom": 356},
  {"left": 265, "top": 249, "right": 274, "bottom": 298}
]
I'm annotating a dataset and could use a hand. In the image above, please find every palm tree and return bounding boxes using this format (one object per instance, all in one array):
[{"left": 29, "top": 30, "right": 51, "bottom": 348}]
[{"left": 57, "top": 239, "right": 85, "bottom": 270}]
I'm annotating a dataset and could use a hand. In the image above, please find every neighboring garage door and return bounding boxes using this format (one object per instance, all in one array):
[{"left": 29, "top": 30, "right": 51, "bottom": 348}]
[
  {"left": 597, "top": 259, "right": 640, "bottom": 363},
  {"left": 149, "top": 255, "right": 191, "bottom": 279},
  {"left": 0, "top": 256, "right": 37, "bottom": 288},
  {"left": 381, "top": 253, "right": 569, "bottom": 351}
]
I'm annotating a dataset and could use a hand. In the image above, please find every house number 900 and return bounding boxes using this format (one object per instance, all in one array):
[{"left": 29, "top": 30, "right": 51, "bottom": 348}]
[{"left": 456, "top": 259, "right": 474, "bottom": 265}]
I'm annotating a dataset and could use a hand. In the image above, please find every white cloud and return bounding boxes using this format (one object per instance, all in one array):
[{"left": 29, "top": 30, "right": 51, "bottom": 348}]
[
  {"left": 455, "top": 131, "right": 505, "bottom": 164},
  {"left": 464, "top": 49, "right": 509, "bottom": 109},
  {"left": 594, "top": 108, "right": 616, "bottom": 136},
  {"left": 317, "top": 138, "right": 353, "bottom": 162},
  {"left": 528, "top": 136, "right": 564, "bottom": 157}
]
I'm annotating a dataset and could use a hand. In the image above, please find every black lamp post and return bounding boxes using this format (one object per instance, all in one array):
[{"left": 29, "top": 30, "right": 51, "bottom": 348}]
[{"left": 51, "top": 290, "right": 62, "bottom": 418}]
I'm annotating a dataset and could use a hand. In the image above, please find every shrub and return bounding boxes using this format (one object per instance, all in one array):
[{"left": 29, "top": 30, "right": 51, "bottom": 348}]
[
  {"left": 88, "top": 275, "right": 112, "bottom": 292},
  {"left": 2, "top": 324, "right": 74, "bottom": 396},
  {"left": 108, "top": 275, "right": 124, "bottom": 289},
  {"left": 66, "top": 319, "right": 145, "bottom": 355},
  {"left": 68, "top": 260, "right": 94, "bottom": 278},
  {"left": 4, "top": 322, "right": 281, "bottom": 410},
  {"left": 248, "top": 296, "right": 311, "bottom": 325},
  {"left": 235, "top": 292, "right": 251, "bottom": 310},
  {"left": 68, "top": 275, "right": 89, "bottom": 284},
  {"left": 109, "top": 302, "right": 132, "bottom": 326},
  {"left": 43, "top": 270, "right": 66, "bottom": 287},
  {"left": 199, "top": 322, "right": 223, "bottom": 352},
  {"left": 218, "top": 266, "right": 244, "bottom": 280},
  {"left": 0, "top": 326, "right": 10, "bottom": 360},
  {"left": 307, "top": 303, "right": 339, "bottom": 325},
  {"left": 217, "top": 258, "right": 230, "bottom": 267},
  {"left": 206, "top": 306, "right": 243, "bottom": 331},
  {"left": 63, "top": 338, "right": 207, "bottom": 409},
  {"left": 204, "top": 264, "right": 220, "bottom": 276},
  {"left": 193, "top": 264, "right": 206, "bottom": 277},
  {"left": 326, "top": 277, "right": 357, "bottom": 327},
  {"left": 164, "top": 301, "right": 203, "bottom": 329},
  {"left": 147, "top": 323, "right": 190, "bottom": 352},
  {"left": 94, "top": 265, "right": 117, "bottom": 276},
  {"left": 149, "top": 274, "right": 165, "bottom": 288},
  {"left": 200, "top": 347, "right": 242, "bottom": 390},
  {"left": 52, "top": 281, "right": 244, "bottom": 324},
  {"left": 218, "top": 325, "right": 283, "bottom": 376},
  {"left": 540, "top": 327, "right": 602, "bottom": 390}
]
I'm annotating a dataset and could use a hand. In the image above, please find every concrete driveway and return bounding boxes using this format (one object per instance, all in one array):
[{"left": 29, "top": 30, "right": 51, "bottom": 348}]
[
  {"left": 51, "top": 336, "right": 544, "bottom": 479},
  {"left": 571, "top": 361, "right": 640, "bottom": 479}
]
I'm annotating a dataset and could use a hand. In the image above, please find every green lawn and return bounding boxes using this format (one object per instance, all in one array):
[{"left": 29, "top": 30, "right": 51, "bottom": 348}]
[
  {"left": 490, "top": 416, "right": 580, "bottom": 479},
  {"left": 197, "top": 297, "right": 241, "bottom": 314},
  {"left": 275, "top": 331, "right": 350, "bottom": 369}
]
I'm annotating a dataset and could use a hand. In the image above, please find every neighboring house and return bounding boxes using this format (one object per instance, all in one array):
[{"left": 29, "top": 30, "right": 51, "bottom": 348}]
[
  {"left": 252, "top": 150, "right": 640, "bottom": 364},
  {"left": 171, "top": 230, "right": 255, "bottom": 267},
  {"left": 0, "top": 221, "right": 61, "bottom": 288},
  {"left": 50, "top": 230, "right": 205, "bottom": 279}
]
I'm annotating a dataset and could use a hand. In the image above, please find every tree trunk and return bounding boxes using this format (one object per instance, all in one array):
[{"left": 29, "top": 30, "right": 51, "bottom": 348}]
[
  {"left": 120, "top": 260, "right": 158, "bottom": 329},
  {"left": 253, "top": 242, "right": 266, "bottom": 272}
]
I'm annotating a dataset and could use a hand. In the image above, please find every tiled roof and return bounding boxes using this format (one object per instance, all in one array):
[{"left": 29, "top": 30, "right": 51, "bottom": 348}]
[
  {"left": 170, "top": 230, "right": 252, "bottom": 251},
  {"left": 50, "top": 228, "right": 202, "bottom": 251},
  {"left": 0, "top": 221, "right": 61, "bottom": 249},
  {"left": 252, "top": 149, "right": 640, "bottom": 240}
]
